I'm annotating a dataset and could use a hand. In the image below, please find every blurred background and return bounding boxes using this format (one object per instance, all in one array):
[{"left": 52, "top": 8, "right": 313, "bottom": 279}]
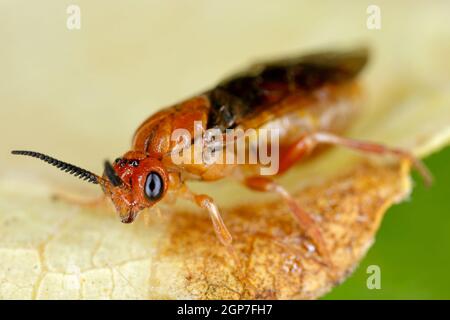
[{"left": 1, "top": 0, "right": 449, "bottom": 299}]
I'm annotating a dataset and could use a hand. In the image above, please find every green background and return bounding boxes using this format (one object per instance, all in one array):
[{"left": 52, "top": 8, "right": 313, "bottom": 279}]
[{"left": 324, "top": 146, "right": 450, "bottom": 299}]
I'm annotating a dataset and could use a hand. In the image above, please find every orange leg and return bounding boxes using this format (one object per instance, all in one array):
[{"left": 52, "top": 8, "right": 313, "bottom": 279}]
[
  {"left": 279, "top": 131, "right": 432, "bottom": 185},
  {"left": 179, "top": 185, "right": 233, "bottom": 247},
  {"left": 243, "top": 176, "right": 331, "bottom": 264},
  {"left": 52, "top": 192, "right": 108, "bottom": 208}
]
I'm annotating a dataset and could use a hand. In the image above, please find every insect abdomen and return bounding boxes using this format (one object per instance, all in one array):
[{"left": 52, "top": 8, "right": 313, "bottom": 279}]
[{"left": 207, "top": 48, "right": 368, "bottom": 132}]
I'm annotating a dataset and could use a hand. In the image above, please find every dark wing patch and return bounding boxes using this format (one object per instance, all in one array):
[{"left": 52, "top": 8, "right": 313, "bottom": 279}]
[{"left": 207, "top": 48, "right": 369, "bottom": 131}]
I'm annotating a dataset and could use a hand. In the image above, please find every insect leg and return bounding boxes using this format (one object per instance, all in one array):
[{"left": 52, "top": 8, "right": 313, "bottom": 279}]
[
  {"left": 243, "top": 176, "right": 330, "bottom": 264},
  {"left": 278, "top": 134, "right": 315, "bottom": 174},
  {"left": 52, "top": 192, "right": 108, "bottom": 208},
  {"left": 196, "top": 195, "right": 233, "bottom": 246},
  {"left": 279, "top": 132, "right": 432, "bottom": 185},
  {"left": 180, "top": 186, "right": 233, "bottom": 247},
  {"left": 285, "top": 132, "right": 432, "bottom": 185}
]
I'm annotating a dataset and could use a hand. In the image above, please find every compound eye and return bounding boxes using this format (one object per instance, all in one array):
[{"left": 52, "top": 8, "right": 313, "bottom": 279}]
[{"left": 144, "top": 172, "right": 163, "bottom": 201}]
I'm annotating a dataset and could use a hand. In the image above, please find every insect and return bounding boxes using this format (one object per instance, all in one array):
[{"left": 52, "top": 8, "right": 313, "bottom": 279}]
[{"left": 12, "top": 48, "right": 431, "bottom": 260}]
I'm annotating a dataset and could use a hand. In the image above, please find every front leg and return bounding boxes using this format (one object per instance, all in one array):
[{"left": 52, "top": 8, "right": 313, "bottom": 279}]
[
  {"left": 52, "top": 192, "right": 108, "bottom": 209},
  {"left": 179, "top": 184, "right": 233, "bottom": 247}
]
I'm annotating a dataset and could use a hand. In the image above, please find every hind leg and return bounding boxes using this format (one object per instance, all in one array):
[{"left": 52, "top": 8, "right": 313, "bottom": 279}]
[
  {"left": 239, "top": 131, "right": 432, "bottom": 263},
  {"left": 279, "top": 131, "right": 432, "bottom": 185}
]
